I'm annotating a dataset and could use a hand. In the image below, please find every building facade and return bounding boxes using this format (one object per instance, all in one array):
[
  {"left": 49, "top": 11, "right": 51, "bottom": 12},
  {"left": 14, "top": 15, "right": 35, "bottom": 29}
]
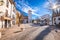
[
  {"left": 41, "top": 14, "right": 50, "bottom": 25},
  {"left": 23, "top": 16, "right": 28, "bottom": 23},
  {"left": 52, "top": 0, "right": 60, "bottom": 26},
  {"left": 0, "top": 0, "right": 16, "bottom": 29}
]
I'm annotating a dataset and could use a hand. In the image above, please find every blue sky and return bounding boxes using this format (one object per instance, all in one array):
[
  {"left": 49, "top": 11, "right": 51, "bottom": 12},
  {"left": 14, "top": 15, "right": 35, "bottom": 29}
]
[{"left": 14, "top": 0, "right": 54, "bottom": 19}]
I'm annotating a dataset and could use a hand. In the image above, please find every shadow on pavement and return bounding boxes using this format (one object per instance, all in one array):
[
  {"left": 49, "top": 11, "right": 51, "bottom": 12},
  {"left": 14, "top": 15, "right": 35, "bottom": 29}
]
[{"left": 34, "top": 26, "right": 52, "bottom": 40}]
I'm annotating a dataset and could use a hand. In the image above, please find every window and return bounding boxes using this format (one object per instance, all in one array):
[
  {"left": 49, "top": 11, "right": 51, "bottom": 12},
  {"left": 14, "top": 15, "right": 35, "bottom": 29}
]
[
  {"left": 0, "top": 11, "right": 3, "bottom": 13},
  {"left": 0, "top": 0, "right": 4, "bottom": 6},
  {"left": 13, "top": 7, "right": 16, "bottom": 13},
  {"left": 58, "top": 18, "right": 60, "bottom": 20},
  {"left": 6, "top": 0, "right": 9, "bottom": 7},
  {"left": 12, "top": 15, "right": 15, "bottom": 20},
  {"left": 5, "top": 10, "right": 8, "bottom": 17},
  {"left": 59, "top": 22, "right": 60, "bottom": 24},
  {"left": 54, "top": 18, "right": 56, "bottom": 21}
]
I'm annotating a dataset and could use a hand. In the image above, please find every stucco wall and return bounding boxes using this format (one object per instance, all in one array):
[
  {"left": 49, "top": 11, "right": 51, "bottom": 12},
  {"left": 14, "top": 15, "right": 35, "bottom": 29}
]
[{"left": 53, "top": 16, "right": 60, "bottom": 25}]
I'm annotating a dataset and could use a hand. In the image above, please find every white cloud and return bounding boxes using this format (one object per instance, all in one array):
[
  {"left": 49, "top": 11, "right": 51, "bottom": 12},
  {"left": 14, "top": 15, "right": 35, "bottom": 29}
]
[
  {"left": 32, "top": 12, "right": 40, "bottom": 16},
  {"left": 15, "top": 2, "right": 40, "bottom": 17},
  {"left": 43, "top": 0, "right": 57, "bottom": 9},
  {"left": 22, "top": 4, "right": 40, "bottom": 16}
]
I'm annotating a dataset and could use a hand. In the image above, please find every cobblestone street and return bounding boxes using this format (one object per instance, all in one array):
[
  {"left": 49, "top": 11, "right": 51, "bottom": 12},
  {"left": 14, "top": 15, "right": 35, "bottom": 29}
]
[{"left": 0, "top": 24, "right": 60, "bottom": 40}]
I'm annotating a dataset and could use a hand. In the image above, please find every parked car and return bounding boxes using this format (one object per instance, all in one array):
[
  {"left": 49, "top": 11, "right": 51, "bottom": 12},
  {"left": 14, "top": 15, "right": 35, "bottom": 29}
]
[
  {"left": 49, "top": 21, "right": 52, "bottom": 26},
  {"left": 40, "top": 22, "right": 45, "bottom": 26}
]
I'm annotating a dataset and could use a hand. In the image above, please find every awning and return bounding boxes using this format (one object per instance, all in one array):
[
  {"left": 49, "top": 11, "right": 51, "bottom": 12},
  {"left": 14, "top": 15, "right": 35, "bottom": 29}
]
[{"left": 4, "top": 17, "right": 12, "bottom": 20}]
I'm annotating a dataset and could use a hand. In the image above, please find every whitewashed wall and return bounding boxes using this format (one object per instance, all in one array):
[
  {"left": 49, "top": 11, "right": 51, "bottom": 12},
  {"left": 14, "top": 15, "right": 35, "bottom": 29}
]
[
  {"left": 56, "top": 16, "right": 60, "bottom": 24},
  {"left": 0, "top": 0, "right": 7, "bottom": 29},
  {"left": 53, "top": 16, "right": 60, "bottom": 25}
]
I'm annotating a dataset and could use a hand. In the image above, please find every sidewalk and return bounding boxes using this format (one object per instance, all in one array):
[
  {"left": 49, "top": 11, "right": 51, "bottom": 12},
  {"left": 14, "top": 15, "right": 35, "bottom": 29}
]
[
  {"left": 0, "top": 24, "right": 28, "bottom": 38},
  {"left": 1, "top": 25, "right": 21, "bottom": 38}
]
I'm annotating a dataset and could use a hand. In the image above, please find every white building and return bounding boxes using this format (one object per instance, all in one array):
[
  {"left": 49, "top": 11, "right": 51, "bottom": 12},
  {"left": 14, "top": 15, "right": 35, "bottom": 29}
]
[
  {"left": 52, "top": 0, "right": 60, "bottom": 26},
  {"left": 28, "top": 10, "right": 32, "bottom": 23},
  {"left": 40, "top": 14, "right": 50, "bottom": 25},
  {"left": 0, "top": 0, "right": 16, "bottom": 29}
]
